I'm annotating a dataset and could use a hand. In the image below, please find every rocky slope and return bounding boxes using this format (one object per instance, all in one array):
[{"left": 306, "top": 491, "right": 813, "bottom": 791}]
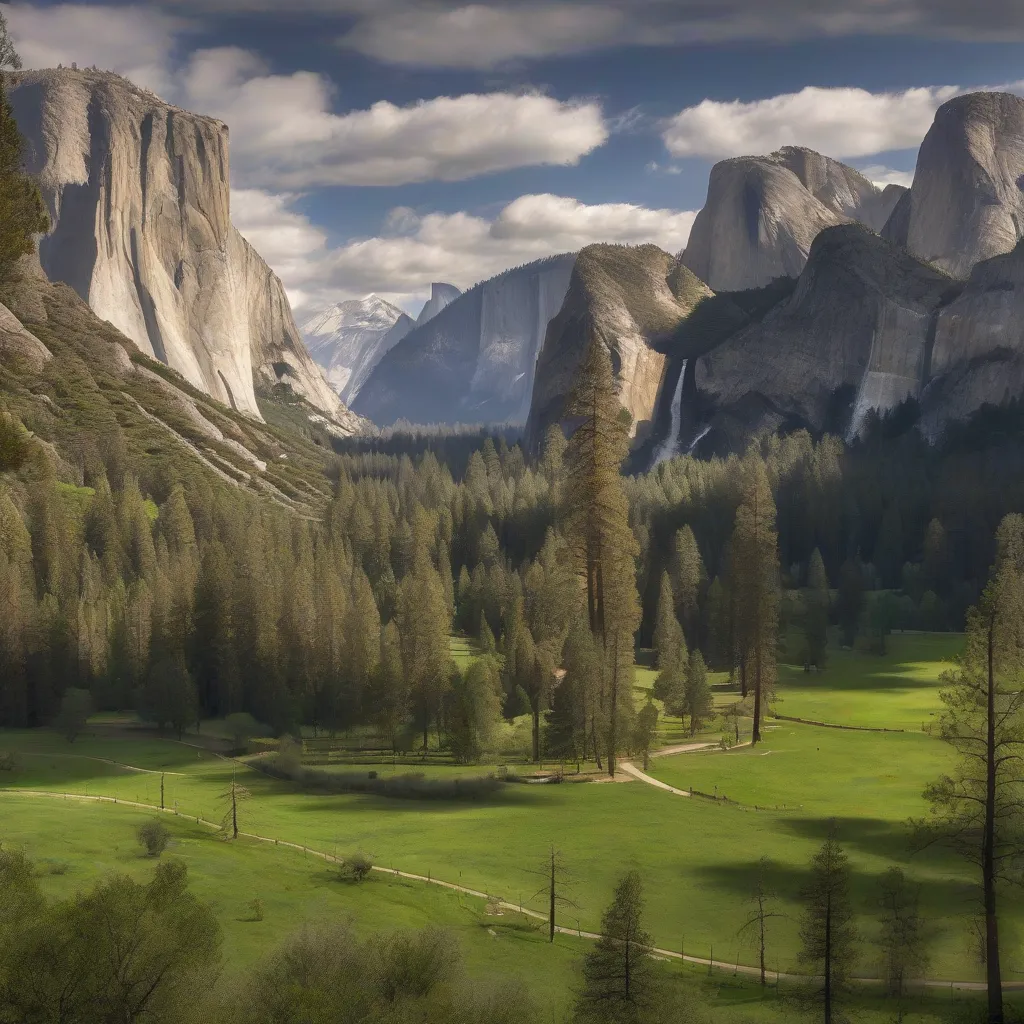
[
  {"left": 681, "top": 146, "right": 905, "bottom": 292},
  {"left": 354, "top": 255, "right": 576, "bottom": 426},
  {"left": 882, "top": 91, "right": 1024, "bottom": 279},
  {"left": 8, "top": 66, "right": 360, "bottom": 432},
  {"left": 0, "top": 252, "right": 353, "bottom": 513},
  {"left": 526, "top": 244, "right": 712, "bottom": 451},
  {"left": 416, "top": 282, "right": 462, "bottom": 326},
  {"left": 301, "top": 295, "right": 413, "bottom": 404},
  {"left": 689, "top": 224, "right": 960, "bottom": 447}
]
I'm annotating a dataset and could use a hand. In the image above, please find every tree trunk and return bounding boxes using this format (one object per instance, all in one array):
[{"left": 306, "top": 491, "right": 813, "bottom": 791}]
[
  {"left": 549, "top": 848, "right": 556, "bottom": 943},
  {"left": 532, "top": 705, "right": 541, "bottom": 763},
  {"left": 984, "top": 619, "right": 1004, "bottom": 1024},
  {"left": 607, "top": 637, "right": 618, "bottom": 778},
  {"left": 752, "top": 647, "right": 763, "bottom": 745},
  {"left": 739, "top": 656, "right": 748, "bottom": 698},
  {"left": 824, "top": 891, "right": 832, "bottom": 1024},
  {"left": 759, "top": 903, "right": 766, "bottom": 986}
]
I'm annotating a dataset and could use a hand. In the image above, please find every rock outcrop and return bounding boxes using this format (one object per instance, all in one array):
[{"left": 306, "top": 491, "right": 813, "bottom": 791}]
[
  {"left": 920, "top": 236, "right": 1024, "bottom": 436},
  {"left": 416, "top": 283, "right": 461, "bottom": 326},
  {"left": 301, "top": 295, "right": 412, "bottom": 404},
  {"left": 681, "top": 146, "right": 905, "bottom": 292},
  {"left": 354, "top": 255, "right": 576, "bottom": 426},
  {"left": 526, "top": 244, "right": 712, "bottom": 450},
  {"left": 8, "top": 66, "right": 358, "bottom": 430},
  {"left": 691, "top": 224, "right": 959, "bottom": 446},
  {"left": 882, "top": 92, "right": 1024, "bottom": 279}
]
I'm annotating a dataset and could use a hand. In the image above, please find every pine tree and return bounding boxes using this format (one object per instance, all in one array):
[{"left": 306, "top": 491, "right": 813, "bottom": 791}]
[
  {"left": 803, "top": 549, "right": 830, "bottom": 671},
  {"left": 877, "top": 867, "right": 928, "bottom": 1008},
  {"left": 671, "top": 525, "right": 705, "bottom": 643},
  {"left": 652, "top": 572, "right": 685, "bottom": 673},
  {"left": 371, "top": 620, "right": 409, "bottom": 750},
  {"left": 574, "top": 870, "right": 655, "bottom": 1024},
  {"left": 918, "top": 514, "right": 1024, "bottom": 1024},
  {"left": 799, "top": 825, "right": 857, "bottom": 1024},
  {"left": 730, "top": 462, "right": 780, "bottom": 745},
  {"left": 0, "top": 20, "right": 49, "bottom": 282},
  {"left": 563, "top": 339, "right": 640, "bottom": 776},
  {"left": 682, "top": 649, "right": 713, "bottom": 737}
]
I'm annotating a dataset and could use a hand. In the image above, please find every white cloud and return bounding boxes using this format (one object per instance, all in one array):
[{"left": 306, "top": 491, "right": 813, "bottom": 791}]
[
  {"left": 662, "top": 85, "right": 968, "bottom": 161},
  {"left": 663, "top": 82, "right": 1024, "bottom": 162},
  {"left": 234, "top": 191, "right": 697, "bottom": 315},
  {"left": 4, "top": 3, "right": 182, "bottom": 94},
  {"left": 858, "top": 165, "right": 915, "bottom": 189},
  {"left": 182, "top": 47, "right": 606, "bottom": 189}
]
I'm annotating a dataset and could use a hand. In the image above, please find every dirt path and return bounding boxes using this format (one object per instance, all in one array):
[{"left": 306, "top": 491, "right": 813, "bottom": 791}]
[
  {"left": 2, "top": 787, "right": 1019, "bottom": 992},
  {"left": 618, "top": 761, "right": 692, "bottom": 795}
]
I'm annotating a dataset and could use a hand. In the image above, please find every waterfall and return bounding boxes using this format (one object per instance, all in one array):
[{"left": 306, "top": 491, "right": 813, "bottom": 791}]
[{"left": 652, "top": 360, "right": 687, "bottom": 467}]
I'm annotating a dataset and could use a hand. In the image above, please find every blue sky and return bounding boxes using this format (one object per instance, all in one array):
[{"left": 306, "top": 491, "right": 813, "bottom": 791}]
[{"left": 7, "top": 1, "right": 1024, "bottom": 315}]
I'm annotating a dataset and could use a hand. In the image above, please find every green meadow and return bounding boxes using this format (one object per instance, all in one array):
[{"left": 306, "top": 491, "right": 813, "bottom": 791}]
[{"left": 1, "top": 631, "right": 1021, "bottom": 1021}]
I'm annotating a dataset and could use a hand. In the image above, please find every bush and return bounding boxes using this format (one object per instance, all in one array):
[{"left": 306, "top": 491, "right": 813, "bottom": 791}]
[
  {"left": 136, "top": 819, "right": 170, "bottom": 857},
  {"left": 274, "top": 735, "right": 303, "bottom": 776},
  {"left": 247, "top": 897, "right": 264, "bottom": 922},
  {"left": 338, "top": 853, "right": 374, "bottom": 883},
  {"left": 224, "top": 712, "right": 267, "bottom": 754},
  {"left": 260, "top": 761, "right": 505, "bottom": 801},
  {"left": 53, "top": 688, "right": 93, "bottom": 743}
]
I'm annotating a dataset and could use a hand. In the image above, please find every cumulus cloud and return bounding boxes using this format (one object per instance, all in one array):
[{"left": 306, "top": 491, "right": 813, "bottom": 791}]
[
  {"left": 662, "top": 85, "right": 965, "bottom": 161},
  {"left": 182, "top": 47, "right": 606, "bottom": 188},
  {"left": 4, "top": 2, "right": 182, "bottom": 93},
  {"left": 662, "top": 82, "right": 1024, "bottom": 162},
  {"left": 234, "top": 191, "right": 697, "bottom": 314}
]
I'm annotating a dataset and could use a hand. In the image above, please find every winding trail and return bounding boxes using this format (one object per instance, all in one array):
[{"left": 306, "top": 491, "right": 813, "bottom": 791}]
[{"left": 0, "top": 788, "right": 1015, "bottom": 992}]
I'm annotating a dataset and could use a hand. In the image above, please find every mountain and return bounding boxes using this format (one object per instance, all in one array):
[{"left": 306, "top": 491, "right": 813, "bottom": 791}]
[
  {"left": 301, "top": 295, "right": 413, "bottom": 404},
  {"left": 680, "top": 146, "right": 906, "bottom": 292},
  {"left": 0, "top": 252, "right": 355, "bottom": 513},
  {"left": 416, "top": 283, "right": 462, "bottom": 326},
  {"left": 921, "top": 236, "right": 1024, "bottom": 436},
  {"left": 526, "top": 244, "right": 712, "bottom": 452},
  {"left": 354, "top": 255, "right": 576, "bottom": 427},
  {"left": 688, "top": 224, "right": 961, "bottom": 448},
  {"left": 8, "top": 66, "right": 361, "bottom": 433},
  {"left": 882, "top": 92, "right": 1024, "bottom": 279}
]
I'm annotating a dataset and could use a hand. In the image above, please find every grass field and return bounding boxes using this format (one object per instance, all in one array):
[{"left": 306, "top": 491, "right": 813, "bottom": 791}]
[
  {"left": 773, "top": 632, "right": 963, "bottom": 731},
  {"left": 0, "top": 794, "right": 998, "bottom": 1023},
  {"left": 3, "top": 630, "right": 1022, "bottom": 1019}
]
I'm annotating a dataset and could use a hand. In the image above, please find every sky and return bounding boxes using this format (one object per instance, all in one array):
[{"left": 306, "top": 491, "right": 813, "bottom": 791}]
[{"left": 6, "top": 0, "right": 1024, "bottom": 317}]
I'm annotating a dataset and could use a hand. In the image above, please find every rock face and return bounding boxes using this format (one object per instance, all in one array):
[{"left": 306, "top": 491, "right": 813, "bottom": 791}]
[
  {"left": 416, "top": 283, "right": 461, "bottom": 326},
  {"left": 691, "top": 224, "right": 959, "bottom": 446},
  {"left": 9, "top": 67, "right": 356, "bottom": 429},
  {"left": 921, "top": 236, "right": 1024, "bottom": 435},
  {"left": 526, "top": 244, "right": 712, "bottom": 450},
  {"left": 301, "top": 295, "right": 413, "bottom": 404},
  {"left": 354, "top": 255, "right": 576, "bottom": 426},
  {"left": 681, "top": 146, "right": 905, "bottom": 292},
  {"left": 882, "top": 92, "right": 1024, "bottom": 279}
]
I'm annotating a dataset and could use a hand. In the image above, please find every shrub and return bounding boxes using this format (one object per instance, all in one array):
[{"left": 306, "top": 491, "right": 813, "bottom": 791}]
[
  {"left": 136, "top": 819, "right": 170, "bottom": 857},
  {"left": 224, "top": 712, "right": 266, "bottom": 754},
  {"left": 247, "top": 897, "right": 264, "bottom": 922},
  {"left": 260, "top": 761, "right": 505, "bottom": 801},
  {"left": 53, "top": 688, "right": 93, "bottom": 743},
  {"left": 339, "top": 853, "right": 374, "bottom": 883}
]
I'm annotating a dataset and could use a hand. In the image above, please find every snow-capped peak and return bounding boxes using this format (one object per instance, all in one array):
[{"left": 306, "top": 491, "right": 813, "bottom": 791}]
[{"left": 302, "top": 295, "right": 404, "bottom": 339}]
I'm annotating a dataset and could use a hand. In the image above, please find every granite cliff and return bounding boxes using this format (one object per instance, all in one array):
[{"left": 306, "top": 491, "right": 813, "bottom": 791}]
[
  {"left": 883, "top": 92, "right": 1024, "bottom": 279},
  {"left": 354, "top": 255, "right": 576, "bottom": 426},
  {"left": 8, "top": 67, "right": 360, "bottom": 432},
  {"left": 526, "top": 244, "right": 711, "bottom": 451},
  {"left": 681, "top": 146, "right": 905, "bottom": 292}
]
